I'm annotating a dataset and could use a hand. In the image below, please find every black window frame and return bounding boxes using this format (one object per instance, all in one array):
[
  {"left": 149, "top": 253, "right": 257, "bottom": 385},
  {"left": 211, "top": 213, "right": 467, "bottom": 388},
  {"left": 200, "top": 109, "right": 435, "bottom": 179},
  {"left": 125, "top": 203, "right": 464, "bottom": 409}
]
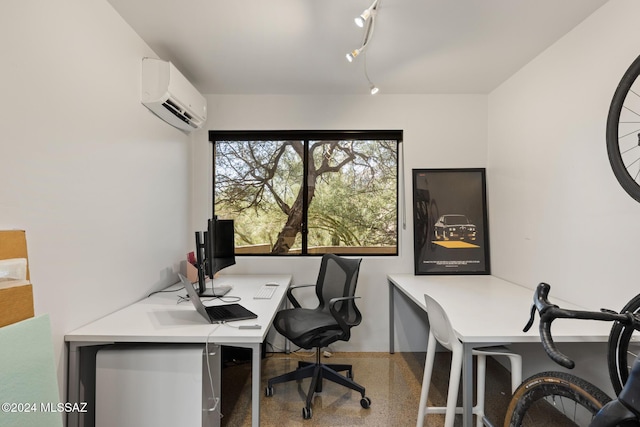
[{"left": 209, "top": 130, "right": 403, "bottom": 256}]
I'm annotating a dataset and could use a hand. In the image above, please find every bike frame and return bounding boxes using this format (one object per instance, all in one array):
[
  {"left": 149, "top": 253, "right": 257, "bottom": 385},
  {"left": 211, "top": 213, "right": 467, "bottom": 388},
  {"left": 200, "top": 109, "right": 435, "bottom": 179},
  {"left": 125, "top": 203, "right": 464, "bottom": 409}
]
[{"left": 590, "top": 358, "right": 640, "bottom": 426}]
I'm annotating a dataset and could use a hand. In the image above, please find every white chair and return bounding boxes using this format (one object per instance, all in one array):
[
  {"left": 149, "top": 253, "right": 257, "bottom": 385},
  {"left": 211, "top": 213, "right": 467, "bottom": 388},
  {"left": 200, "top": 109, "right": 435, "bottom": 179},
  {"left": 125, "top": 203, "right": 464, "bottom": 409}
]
[{"left": 416, "top": 294, "right": 522, "bottom": 427}]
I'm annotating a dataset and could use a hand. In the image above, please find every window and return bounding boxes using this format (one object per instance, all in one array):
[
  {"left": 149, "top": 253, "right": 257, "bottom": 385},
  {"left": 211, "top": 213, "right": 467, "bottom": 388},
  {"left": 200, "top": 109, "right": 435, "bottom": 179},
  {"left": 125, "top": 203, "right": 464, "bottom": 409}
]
[{"left": 209, "top": 130, "right": 402, "bottom": 256}]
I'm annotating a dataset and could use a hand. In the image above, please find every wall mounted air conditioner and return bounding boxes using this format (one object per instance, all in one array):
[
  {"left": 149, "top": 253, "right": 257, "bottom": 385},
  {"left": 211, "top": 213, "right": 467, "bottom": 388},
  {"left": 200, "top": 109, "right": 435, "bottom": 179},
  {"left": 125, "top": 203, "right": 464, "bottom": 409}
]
[{"left": 141, "top": 58, "right": 207, "bottom": 132}]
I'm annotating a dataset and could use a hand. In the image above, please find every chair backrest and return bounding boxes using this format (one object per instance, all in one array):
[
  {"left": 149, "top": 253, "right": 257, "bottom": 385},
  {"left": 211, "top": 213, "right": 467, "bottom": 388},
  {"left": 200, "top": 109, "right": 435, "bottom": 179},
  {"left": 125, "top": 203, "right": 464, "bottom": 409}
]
[
  {"left": 424, "top": 294, "right": 462, "bottom": 353},
  {"left": 316, "top": 254, "right": 362, "bottom": 326}
]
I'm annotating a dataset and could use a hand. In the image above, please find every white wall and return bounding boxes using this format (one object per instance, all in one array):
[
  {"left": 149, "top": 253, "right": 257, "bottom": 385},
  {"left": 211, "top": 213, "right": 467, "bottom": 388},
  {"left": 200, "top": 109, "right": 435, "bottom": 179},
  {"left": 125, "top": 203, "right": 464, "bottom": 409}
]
[
  {"left": 488, "top": 0, "right": 640, "bottom": 393},
  {"left": 0, "top": 0, "right": 191, "bottom": 393},
  {"left": 489, "top": 0, "right": 640, "bottom": 315},
  {"left": 190, "top": 94, "right": 488, "bottom": 352}
]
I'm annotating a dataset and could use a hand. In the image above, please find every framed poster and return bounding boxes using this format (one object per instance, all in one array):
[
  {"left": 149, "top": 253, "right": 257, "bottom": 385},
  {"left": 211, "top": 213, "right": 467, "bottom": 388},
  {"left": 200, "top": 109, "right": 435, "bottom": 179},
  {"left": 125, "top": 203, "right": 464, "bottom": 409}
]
[{"left": 412, "top": 168, "right": 490, "bottom": 275}]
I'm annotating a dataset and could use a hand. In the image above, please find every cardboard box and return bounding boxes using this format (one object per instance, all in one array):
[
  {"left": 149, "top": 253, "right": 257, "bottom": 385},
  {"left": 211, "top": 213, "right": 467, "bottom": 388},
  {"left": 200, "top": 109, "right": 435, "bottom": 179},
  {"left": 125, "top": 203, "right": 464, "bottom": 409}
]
[
  {"left": 0, "top": 282, "right": 34, "bottom": 328},
  {"left": 0, "top": 230, "right": 34, "bottom": 327},
  {"left": 186, "top": 262, "right": 199, "bottom": 283},
  {"left": 0, "top": 230, "right": 30, "bottom": 279}
]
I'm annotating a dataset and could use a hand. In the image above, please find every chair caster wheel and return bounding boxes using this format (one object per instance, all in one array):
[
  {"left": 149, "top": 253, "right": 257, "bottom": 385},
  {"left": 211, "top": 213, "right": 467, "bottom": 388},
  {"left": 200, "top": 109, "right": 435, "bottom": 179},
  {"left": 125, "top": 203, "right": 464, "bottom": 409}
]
[
  {"left": 360, "top": 396, "right": 371, "bottom": 409},
  {"left": 302, "top": 406, "right": 312, "bottom": 419},
  {"left": 265, "top": 386, "right": 274, "bottom": 397}
]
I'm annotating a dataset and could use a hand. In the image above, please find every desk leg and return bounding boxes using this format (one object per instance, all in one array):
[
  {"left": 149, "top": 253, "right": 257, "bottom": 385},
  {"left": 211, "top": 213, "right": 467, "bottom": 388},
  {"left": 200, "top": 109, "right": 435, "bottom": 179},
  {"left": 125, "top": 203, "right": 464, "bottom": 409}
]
[
  {"left": 66, "top": 342, "right": 111, "bottom": 427},
  {"left": 67, "top": 342, "right": 81, "bottom": 427},
  {"left": 388, "top": 279, "right": 395, "bottom": 354},
  {"left": 251, "top": 343, "right": 261, "bottom": 427},
  {"left": 462, "top": 342, "right": 474, "bottom": 427}
]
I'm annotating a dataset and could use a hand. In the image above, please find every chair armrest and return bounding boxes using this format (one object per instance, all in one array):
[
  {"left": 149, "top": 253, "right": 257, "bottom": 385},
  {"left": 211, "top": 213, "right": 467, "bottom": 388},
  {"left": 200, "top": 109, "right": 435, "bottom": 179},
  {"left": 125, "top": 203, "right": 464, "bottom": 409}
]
[
  {"left": 329, "top": 296, "right": 361, "bottom": 336},
  {"left": 286, "top": 284, "right": 315, "bottom": 308}
]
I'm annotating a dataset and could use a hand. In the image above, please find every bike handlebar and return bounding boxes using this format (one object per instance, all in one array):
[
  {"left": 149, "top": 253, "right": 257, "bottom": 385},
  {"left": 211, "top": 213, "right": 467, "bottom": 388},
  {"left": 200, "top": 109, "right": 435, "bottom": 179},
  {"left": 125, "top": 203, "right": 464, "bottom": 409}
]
[{"left": 525, "top": 282, "right": 634, "bottom": 369}]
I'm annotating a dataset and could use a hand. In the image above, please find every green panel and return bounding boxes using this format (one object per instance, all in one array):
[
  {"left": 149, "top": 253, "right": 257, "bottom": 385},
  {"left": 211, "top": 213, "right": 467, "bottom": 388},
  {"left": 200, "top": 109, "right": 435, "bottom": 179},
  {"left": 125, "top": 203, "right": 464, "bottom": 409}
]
[{"left": 0, "top": 315, "right": 62, "bottom": 427}]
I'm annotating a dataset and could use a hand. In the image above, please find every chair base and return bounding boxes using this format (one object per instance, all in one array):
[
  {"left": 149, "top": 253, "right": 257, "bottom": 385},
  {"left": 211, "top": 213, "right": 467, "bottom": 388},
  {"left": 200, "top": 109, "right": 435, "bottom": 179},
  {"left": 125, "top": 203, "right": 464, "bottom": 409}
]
[{"left": 266, "top": 349, "right": 370, "bottom": 419}]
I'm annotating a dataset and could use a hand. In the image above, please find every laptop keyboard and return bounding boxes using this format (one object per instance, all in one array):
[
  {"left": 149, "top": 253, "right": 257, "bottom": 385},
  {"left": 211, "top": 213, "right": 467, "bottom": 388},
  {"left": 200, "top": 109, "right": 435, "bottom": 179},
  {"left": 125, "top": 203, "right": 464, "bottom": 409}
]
[
  {"left": 207, "top": 305, "right": 235, "bottom": 321},
  {"left": 205, "top": 303, "right": 257, "bottom": 322}
]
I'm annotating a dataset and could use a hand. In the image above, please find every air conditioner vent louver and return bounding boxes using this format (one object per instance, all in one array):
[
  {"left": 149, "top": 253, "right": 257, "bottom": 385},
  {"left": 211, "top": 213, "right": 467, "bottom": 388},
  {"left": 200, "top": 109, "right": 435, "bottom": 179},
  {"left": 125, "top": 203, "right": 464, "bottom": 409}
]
[
  {"left": 141, "top": 58, "right": 207, "bottom": 132},
  {"left": 162, "top": 100, "right": 196, "bottom": 128}
]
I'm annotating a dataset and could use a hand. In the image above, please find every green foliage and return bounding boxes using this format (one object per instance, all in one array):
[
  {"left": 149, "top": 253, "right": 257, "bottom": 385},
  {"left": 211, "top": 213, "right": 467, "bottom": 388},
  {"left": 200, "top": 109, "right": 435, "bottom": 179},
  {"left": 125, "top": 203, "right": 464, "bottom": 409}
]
[{"left": 214, "top": 139, "right": 397, "bottom": 254}]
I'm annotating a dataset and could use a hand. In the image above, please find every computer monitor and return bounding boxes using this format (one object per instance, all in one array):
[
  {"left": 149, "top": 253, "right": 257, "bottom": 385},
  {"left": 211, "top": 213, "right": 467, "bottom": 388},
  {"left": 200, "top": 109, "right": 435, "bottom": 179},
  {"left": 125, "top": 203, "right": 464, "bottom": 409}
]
[
  {"left": 194, "top": 217, "right": 236, "bottom": 296},
  {"left": 205, "top": 217, "right": 236, "bottom": 278}
]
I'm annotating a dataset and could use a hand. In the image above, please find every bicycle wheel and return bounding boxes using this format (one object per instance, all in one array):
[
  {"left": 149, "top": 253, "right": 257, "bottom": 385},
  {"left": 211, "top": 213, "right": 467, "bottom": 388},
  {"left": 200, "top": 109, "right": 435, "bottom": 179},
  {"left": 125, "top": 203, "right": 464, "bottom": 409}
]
[
  {"left": 504, "top": 371, "right": 611, "bottom": 427},
  {"left": 606, "top": 54, "right": 640, "bottom": 203},
  {"left": 608, "top": 293, "right": 640, "bottom": 395}
]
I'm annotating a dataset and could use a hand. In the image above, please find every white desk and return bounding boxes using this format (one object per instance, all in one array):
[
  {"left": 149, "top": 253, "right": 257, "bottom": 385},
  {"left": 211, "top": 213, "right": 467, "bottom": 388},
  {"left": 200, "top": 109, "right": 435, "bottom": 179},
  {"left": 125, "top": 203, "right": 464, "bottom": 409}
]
[
  {"left": 387, "top": 274, "right": 612, "bottom": 427},
  {"left": 65, "top": 274, "right": 291, "bottom": 427}
]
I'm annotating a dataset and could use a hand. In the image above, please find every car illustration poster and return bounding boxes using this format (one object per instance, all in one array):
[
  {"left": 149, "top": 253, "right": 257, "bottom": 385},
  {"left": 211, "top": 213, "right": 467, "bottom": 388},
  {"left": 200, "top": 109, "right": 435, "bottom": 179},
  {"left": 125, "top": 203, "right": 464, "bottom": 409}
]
[{"left": 412, "top": 168, "right": 490, "bottom": 275}]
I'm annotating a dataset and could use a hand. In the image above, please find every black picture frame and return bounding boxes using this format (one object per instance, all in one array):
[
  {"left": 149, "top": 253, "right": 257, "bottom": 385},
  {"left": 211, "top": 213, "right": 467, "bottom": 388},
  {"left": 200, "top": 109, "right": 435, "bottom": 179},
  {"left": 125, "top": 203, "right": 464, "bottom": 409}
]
[{"left": 412, "top": 168, "right": 490, "bottom": 275}]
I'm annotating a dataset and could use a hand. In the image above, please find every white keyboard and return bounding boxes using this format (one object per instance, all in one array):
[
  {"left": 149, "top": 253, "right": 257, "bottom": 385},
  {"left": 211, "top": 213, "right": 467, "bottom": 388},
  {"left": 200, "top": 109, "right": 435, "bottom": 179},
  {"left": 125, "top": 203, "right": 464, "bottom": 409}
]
[{"left": 253, "top": 284, "right": 278, "bottom": 299}]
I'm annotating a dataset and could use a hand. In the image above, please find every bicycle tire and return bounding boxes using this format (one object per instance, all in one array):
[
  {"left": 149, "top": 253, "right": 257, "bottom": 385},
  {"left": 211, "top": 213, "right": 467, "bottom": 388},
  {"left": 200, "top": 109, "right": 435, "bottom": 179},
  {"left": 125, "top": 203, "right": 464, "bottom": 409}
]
[
  {"left": 606, "top": 54, "right": 640, "bottom": 203},
  {"left": 504, "top": 371, "right": 611, "bottom": 427},
  {"left": 608, "top": 293, "right": 640, "bottom": 395}
]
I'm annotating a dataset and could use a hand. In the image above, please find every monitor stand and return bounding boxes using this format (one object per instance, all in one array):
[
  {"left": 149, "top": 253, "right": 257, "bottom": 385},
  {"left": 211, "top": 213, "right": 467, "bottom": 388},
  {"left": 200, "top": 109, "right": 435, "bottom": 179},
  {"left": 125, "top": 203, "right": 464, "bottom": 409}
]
[
  {"left": 199, "top": 278, "right": 232, "bottom": 297},
  {"left": 199, "top": 286, "right": 231, "bottom": 297}
]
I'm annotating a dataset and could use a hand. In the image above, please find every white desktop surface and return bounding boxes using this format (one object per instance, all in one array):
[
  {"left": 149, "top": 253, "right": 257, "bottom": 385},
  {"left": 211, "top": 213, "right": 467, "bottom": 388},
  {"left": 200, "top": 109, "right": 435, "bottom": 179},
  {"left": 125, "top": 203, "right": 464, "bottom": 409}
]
[
  {"left": 66, "top": 275, "right": 289, "bottom": 344},
  {"left": 387, "top": 274, "right": 611, "bottom": 427},
  {"left": 65, "top": 274, "right": 291, "bottom": 427},
  {"left": 388, "top": 274, "right": 611, "bottom": 344}
]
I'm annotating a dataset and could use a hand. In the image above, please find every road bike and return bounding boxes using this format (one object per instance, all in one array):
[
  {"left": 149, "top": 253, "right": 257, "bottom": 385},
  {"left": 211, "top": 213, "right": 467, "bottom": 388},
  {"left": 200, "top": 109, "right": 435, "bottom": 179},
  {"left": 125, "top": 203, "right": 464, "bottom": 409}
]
[{"left": 503, "top": 282, "right": 640, "bottom": 426}]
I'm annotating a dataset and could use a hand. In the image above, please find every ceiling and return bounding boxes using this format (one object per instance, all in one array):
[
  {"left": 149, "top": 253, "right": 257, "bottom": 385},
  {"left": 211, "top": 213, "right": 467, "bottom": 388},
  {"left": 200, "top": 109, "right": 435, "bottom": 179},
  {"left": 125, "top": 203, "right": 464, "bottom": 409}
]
[{"left": 107, "top": 0, "right": 609, "bottom": 95}]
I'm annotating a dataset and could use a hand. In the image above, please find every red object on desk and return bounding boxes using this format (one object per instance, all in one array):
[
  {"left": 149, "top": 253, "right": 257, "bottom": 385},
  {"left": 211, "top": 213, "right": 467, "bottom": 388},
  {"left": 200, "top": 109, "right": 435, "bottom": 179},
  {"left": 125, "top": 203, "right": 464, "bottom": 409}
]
[{"left": 187, "top": 251, "right": 196, "bottom": 265}]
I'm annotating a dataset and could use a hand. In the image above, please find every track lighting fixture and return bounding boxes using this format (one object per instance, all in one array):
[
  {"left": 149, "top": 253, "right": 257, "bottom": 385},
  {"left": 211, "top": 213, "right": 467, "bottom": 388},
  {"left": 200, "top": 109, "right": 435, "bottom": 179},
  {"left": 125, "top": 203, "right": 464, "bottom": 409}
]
[
  {"left": 346, "top": 0, "right": 381, "bottom": 95},
  {"left": 346, "top": 0, "right": 379, "bottom": 62}
]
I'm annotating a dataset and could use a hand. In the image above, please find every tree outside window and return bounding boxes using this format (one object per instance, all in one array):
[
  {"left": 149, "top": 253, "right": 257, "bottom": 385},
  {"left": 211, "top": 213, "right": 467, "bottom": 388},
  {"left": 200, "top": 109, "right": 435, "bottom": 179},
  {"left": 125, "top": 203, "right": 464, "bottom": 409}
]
[{"left": 209, "top": 130, "right": 401, "bottom": 256}]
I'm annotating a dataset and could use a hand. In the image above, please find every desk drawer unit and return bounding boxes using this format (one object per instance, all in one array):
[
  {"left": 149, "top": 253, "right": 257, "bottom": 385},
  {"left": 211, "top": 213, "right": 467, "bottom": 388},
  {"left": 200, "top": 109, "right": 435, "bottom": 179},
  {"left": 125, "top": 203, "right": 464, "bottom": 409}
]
[{"left": 95, "top": 344, "right": 220, "bottom": 427}]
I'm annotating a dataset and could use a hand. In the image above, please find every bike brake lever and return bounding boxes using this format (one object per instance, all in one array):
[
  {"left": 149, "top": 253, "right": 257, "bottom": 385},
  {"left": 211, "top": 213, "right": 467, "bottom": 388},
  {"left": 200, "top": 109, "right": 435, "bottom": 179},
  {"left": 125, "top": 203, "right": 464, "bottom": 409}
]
[{"left": 523, "top": 304, "right": 536, "bottom": 332}]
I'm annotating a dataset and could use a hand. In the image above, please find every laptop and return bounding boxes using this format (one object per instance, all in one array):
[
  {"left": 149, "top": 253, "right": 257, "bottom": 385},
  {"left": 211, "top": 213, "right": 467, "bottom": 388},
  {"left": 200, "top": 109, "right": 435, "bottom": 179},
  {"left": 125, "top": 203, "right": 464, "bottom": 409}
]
[{"left": 178, "top": 274, "right": 258, "bottom": 323}]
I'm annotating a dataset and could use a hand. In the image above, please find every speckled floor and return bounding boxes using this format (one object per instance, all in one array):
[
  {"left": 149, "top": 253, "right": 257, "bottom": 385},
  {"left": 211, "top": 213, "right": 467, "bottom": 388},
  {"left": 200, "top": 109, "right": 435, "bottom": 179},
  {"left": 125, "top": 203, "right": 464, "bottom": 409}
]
[{"left": 220, "top": 351, "right": 513, "bottom": 427}]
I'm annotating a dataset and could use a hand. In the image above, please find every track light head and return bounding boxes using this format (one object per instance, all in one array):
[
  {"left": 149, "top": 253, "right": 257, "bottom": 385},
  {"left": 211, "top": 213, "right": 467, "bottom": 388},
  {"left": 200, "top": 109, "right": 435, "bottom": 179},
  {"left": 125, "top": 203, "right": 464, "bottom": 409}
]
[
  {"left": 355, "top": 9, "right": 371, "bottom": 28},
  {"left": 355, "top": 0, "right": 379, "bottom": 28},
  {"left": 346, "top": 48, "right": 361, "bottom": 63}
]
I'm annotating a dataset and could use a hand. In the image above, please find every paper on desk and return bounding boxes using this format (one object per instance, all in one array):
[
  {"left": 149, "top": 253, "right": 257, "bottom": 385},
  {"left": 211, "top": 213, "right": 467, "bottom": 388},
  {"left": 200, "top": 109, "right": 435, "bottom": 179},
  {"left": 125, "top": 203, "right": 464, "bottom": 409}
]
[{"left": 0, "top": 258, "right": 27, "bottom": 281}]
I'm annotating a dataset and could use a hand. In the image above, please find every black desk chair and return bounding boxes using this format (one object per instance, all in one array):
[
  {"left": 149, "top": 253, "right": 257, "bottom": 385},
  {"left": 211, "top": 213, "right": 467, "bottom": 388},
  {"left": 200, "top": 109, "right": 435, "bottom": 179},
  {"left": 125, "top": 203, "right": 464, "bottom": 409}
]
[{"left": 265, "top": 253, "right": 371, "bottom": 419}]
